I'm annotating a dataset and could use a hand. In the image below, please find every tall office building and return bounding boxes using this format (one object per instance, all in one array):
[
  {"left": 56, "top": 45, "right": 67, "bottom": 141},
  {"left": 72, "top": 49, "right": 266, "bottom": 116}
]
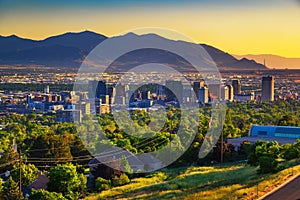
[
  {"left": 115, "top": 83, "right": 126, "bottom": 97},
  {"left": 76, "top": 102, "right": 91, "bottom": 115},
  {"left": 88, "top": 80, "right": 107, "bottom": 99},
  {"left": 208, "top": 83, "right": 221, "bottom": 101},
  {"left": 198, "top": 86, "right": 209, "bottom": 105},
  {"left": 221, "top": 85, "right": 229, "bottom": 101},
  {"left": 96, "top": 81, "right": 107, "bottom": 99},
  {"left": 44, "top": 85, "right": 50, "bottom": 94},
  {"left": 27, "top": 94, "right": 34, "bottom": 104},
  {"left": 226, "top": 84, "right": 234, "bottom": 101},
  {"left": 261, "top": 76, "right": 274, "bottom": 101},
  {"left": 114, "top": 83, "right": 125, "bottom": 104},
  {"left": 142, "top": 91, "right": 151, "bottom": 100},
  {"left": 107, "top": 85, "right": 116, "bottom": 104},
  {"left": 193, "top": 81, "right": 205, "bottom": 98},
  {"left": 232, "top": 80, "right": 241, "bottom": 95},
  {"left": 157, "top": 85, "right": 165, "bottom": 96},
  {"left": 88, "top": 80, "right": 98, "bottom": 99},
  {"left": 165, "top": 80, "right": 183, "bottom": 101}
]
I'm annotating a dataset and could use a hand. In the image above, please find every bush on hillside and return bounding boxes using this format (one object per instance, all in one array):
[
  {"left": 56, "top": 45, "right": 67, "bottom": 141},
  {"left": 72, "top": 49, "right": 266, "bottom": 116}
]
[
  {"left": 95, "top": 177, "right": 111, "bottom": 192},
  {"left": 112, "top": 173, "right": 130, "bottom": 186}
]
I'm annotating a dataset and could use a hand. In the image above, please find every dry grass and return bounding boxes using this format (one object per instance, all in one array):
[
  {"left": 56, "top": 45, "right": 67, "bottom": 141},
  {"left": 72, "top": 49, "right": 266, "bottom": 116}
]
[{"left": 84, "top": 160, "right": 300, "bottom": 200}]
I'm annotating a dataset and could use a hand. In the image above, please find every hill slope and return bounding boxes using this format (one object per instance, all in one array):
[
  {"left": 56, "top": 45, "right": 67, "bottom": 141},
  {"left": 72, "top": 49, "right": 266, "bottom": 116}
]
[
  {"left": 84, "top": 162, "right": 300, "bottom": 200},
  {"left": 202, "top": 44, "right": 266, "bottom": 70}
]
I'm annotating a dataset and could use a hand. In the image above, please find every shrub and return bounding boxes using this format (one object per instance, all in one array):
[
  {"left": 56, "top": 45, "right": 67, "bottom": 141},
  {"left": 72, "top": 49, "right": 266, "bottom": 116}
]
[
  {"left": 95, "top": 177, "right": 111, "bottom": 192},
  {"left": 112, "top": 173, "right": 130, "bottom": 186},
  {"left": 166, "top": 183, "right": 179, "bottom": 190},
  {"left": 258, "top": 156, "right": 279, "bottom": 174},
  {"left": 282, "top": 145, "right": 300, "bottom": 160},
  {"left": 247, "top": 152, "right": 258, "bottom": 166},
  {"left": 29, "top": 189, "right": 66, "bottom": 200}
]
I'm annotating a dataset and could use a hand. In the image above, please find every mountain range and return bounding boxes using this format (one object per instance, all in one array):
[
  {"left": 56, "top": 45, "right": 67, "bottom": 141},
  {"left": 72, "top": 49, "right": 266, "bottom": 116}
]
[
  {"left": 233, "top": 54, "right": 300, "bottom": 69},
  {"left": 0, "top": 31, "right": 268, "bottom": 70}
]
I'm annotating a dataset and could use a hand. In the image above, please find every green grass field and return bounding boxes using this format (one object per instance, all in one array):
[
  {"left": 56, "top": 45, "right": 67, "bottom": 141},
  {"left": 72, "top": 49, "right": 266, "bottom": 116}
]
[{"left": 84, "top": 161, "right": 300, "bottom": 200}]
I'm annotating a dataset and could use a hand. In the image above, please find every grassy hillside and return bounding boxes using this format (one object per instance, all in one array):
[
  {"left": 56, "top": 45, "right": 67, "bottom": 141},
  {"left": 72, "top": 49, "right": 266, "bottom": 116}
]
[{"left": 84, "top": 161, "right": 300, "bottom": 200}]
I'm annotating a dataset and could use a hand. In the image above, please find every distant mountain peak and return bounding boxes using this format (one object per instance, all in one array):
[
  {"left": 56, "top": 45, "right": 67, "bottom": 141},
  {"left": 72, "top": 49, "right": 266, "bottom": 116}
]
[
  {"left": 0, "top": 34, "right": 24, "bottom": 40},
  {"left": 7, "top": 34, "right": 19, "bottom": 38},
  {"left": 234, "top": 54, "right": 300, "bottom": 69}
]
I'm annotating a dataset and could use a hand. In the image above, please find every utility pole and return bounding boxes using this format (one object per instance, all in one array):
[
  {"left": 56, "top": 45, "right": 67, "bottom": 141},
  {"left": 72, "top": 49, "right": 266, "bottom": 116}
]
[
  {"left": 19, "top": 148, "right": 22, "bottom": 198},
  {"left": 220, "top": 107, "right": 224, "bottom": 166},
  {"left": 220, "top": 130, "right": 223, "bottom": 165},
  {"left": 256, "top": 182, "right": 259, "bottom": 199}
]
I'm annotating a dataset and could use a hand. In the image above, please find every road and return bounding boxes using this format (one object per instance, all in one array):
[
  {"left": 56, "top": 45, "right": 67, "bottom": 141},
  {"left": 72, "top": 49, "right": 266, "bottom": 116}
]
[{"left": 263, "top": 174, "right": 300, "bottom": 200}]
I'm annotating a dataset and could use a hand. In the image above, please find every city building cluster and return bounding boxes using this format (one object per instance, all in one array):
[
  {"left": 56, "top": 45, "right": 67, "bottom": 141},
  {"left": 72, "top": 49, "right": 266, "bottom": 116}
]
[{"left": 0, "top": 71, "right": 299, "bottom": 123}]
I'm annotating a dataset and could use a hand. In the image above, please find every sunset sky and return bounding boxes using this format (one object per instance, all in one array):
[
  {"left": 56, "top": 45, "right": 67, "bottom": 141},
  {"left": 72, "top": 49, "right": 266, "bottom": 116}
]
[{"left": 0, "top": 0, "right": 300, "bottom": 57}]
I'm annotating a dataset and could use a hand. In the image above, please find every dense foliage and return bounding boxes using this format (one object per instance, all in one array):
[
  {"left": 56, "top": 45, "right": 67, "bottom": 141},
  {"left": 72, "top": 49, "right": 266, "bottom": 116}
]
[
  {"left": 29, "top": 189, "right": 66, "bottom": 200},
  {"left": 0, "top": 100, "right": 299, "bottom": 198},
  {"left": 47, "top": 163, "right": 86, "bottom": 200}
]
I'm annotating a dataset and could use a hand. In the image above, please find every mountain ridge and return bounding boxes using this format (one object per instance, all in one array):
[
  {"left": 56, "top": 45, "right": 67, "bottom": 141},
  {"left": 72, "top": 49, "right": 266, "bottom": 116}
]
[{"left": 0, "top": 31, "right": 267, "bottom": 70}]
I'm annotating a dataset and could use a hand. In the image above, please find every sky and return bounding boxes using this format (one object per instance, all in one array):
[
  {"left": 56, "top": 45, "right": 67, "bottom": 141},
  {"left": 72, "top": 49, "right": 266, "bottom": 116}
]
[{"left": 0, "top": 0, "right": 300, "bottom": 57}]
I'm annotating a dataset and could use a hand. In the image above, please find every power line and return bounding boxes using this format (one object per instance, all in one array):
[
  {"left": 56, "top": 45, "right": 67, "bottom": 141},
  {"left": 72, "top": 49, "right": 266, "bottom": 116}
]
[
  {"left": 1, "top": 132, "right": 172, "bottom": 172},
  {"left": 26, "top": 135, "right": 169, "bottom": 163},
  {"left": 28, "top": 131, "right": 166, "bottom": 160},
  {"left": 19, "top": 148, "right": 22, "bottom": 198},
  {"left": 27, "top": 137, "right": 170, "bottom": 170},
  {"left": 0, "top": 167, "right": 19, "bottom": 177},
  {"left": 0, "top": 160, "right": 19, "bottom": 169}
]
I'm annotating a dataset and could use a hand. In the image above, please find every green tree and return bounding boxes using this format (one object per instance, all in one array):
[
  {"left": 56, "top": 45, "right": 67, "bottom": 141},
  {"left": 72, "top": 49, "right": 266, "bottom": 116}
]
[
  {"left": 0, "top": 148, "right": 19, "bottom": 173},
  {"left": 2, "top": 176, "right": 22, "bottom": 200},
  {"left": 282, "top": 141, "right": 300, "bottom": 160},
  {"left": 47, "top": 163, "right": 86, "bottom": 200},
  {"left": 0, "top": 178, "right": 4, "bottom": 199},
  {"left": 29, "top": 189, "right": 66, "bottom": 200},
  {"left": 11, "top": 163, "right": 38, "bottom": 187}
]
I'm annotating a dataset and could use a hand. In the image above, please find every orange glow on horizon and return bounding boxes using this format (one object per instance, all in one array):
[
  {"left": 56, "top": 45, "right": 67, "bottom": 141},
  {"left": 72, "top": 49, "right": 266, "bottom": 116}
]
[{"left": 0, "top": 4, "right": 299, "bottom": 58}]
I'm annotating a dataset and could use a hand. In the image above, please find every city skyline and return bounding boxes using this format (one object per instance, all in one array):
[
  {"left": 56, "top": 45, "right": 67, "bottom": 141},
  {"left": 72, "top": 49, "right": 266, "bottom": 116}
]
[
  {"left": 0, "top": 0, "right": 300, "bottom": 57},
  {"left": 0, "top": 1, "right": 300, "bottom": 199}
]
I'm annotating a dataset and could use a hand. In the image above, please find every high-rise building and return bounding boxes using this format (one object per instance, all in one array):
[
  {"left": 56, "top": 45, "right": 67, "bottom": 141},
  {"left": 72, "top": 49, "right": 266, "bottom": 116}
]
[
  {"left": 157, "top": 85, "right": 166, "bottom": 100},
  {"left": 165, "top": 80, "right": 183, "bottom": 101},
  {"left": 88, "top": 80, "right": 107, "bottom": 99},
  {"left": 96, "top": 81, "right": 107, "bottom": 99},
  {"left": 27, "top": 94, "right": 34, "bottom": 104},
  {"left": 226, "top": 84, "right": 234, "bottom": 101},
  {"left": 193, "top": 81, "right": 205, "bottom": 98},
  {"left": 232, "top": 80, "right": 241, "bottom": 95},
  {"left": 76, "top": 102, "right": 91, "bottom": 115},
  {"left": 198, "top": 86, "right": 209, "bottom": 105},
  {"left": 183, "top": 86, "right": 194, "bottom": 102},
  {"left": 262, "top": 76, "right": 274, "bottom": 101},
  {"left": 115, "top": 83, "right": 125, "bottom": 97},
  {"left": 107, "top": 85, "right": 116, "bottom": 104},
  {"left": 208, "top": 83, "right": 221, "bottom": 101},
  {"left": 88, "top": 80, "right": 98, "bottom": 99},
  {"left": 221, "top": 85, "right": 229, "bottom": 101},
  {"left": 142, "top": 91, "right": 151, "bottom": 100},
  {"left": 44, "top": 85, "right": 50, "bottom": 94}
]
